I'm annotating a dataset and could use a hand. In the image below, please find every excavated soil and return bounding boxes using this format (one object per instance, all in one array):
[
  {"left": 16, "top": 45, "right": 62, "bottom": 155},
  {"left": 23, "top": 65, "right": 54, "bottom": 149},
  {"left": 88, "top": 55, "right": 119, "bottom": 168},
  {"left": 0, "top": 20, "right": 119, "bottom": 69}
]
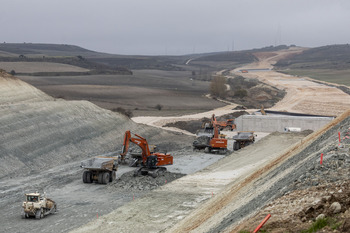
[
  {"left": 0, "top": 71, "right": 209, "bottom": 233},
  {"left": 1, "top": 47, "right": 350, "bottom": 233},
  {"left": 70, "top": 131, "right": 309, "bottom": 233},
  {"left": 108, "top": 171, "right": 186, "bottom": 192},
  {"left": 234, "top": 123, "right": 350, "bottom": 233}
]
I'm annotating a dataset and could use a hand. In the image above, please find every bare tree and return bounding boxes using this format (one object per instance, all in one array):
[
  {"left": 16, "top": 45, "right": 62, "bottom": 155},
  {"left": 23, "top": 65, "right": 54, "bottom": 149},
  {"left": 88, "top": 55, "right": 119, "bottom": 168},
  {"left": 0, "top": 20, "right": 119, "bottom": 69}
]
[{"left": 210, "top": 76, "right": 227, "bottom": 99}]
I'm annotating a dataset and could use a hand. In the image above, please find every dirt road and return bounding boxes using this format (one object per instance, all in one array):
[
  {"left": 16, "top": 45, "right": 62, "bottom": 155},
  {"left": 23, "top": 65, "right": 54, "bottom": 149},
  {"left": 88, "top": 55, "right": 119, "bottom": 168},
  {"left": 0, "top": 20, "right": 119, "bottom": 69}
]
[
  {"left": 70, "top": 132, "right": 305, "bottom": 233},
  {"left": 0, "top": 150, "right": 224, "bottom": 233},
  {"left": 233, "top": 48, "right": 350, "bottom": 116},
  {"left": 132, "top": 104, "right": 243, "bottom": 135},
  {"left": 133, "top": 47, "right": 350, "bottom": 135}
]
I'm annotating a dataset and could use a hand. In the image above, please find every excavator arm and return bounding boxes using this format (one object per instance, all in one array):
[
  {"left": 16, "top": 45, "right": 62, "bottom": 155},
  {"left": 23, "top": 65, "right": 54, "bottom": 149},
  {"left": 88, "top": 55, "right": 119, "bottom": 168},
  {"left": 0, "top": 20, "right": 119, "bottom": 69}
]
[
  {"left": 120, "top": 130, "right": 151, "bottom": 164},
  {"left": 120, "top": 130, "right": 173, "bottom": 177}
]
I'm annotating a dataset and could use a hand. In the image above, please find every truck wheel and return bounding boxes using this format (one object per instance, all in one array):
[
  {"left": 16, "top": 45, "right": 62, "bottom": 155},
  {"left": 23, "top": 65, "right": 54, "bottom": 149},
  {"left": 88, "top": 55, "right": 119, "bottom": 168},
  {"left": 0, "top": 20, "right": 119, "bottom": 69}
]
[
  {"left": 109, "top": 171, "right": 116, "bottom": 182},
  {"left": 83, "top": 171, "right": 88, "bottom": 183},
  {"left": 86, "top": 171, "right": 92, "bottom": 183},
  {"left": 35, "top": 209, "right": 42, "bottom": 219},
  {"left": 98, "top": 173, "right": 104, "bottom": 184},
  {"left": 102, "top": 172, "right": 110, "bottom": 184}
]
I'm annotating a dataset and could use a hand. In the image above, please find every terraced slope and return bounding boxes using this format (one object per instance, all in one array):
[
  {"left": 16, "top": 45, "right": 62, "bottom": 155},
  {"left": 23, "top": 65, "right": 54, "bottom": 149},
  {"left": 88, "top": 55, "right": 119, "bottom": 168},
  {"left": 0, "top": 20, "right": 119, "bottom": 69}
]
[
  {"left": 0, "top": 70, "right": 191, "bottom": 179},
  {"left": 0, "top": 70, "right": 52, "bottom": 104}
]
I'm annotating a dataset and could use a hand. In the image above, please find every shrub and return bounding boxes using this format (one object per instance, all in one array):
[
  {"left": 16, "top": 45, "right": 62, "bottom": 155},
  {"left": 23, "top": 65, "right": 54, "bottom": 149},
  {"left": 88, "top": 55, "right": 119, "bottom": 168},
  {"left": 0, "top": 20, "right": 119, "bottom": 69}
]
[
  {"left": 113, "top": 107, "right": 133, "bottom": 118},
  {"left": 155, "top": 104, "right": 163, "bottom": 111},
  {"left": 234, "top": 89, "right": 248, "bottom": 98},
  {"left": 210, "top": 76, "right": 227, "bottom": 98}
]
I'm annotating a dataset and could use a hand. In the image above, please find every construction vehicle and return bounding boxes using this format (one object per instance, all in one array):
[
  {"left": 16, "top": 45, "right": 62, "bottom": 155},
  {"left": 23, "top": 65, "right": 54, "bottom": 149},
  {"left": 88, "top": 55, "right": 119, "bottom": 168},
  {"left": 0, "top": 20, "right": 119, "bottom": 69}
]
[
  {"left": 232, "top": 131, "right": 256, "bottom": 151},
  {"left": 22, "top": 192, "right": 57, "bottom": 219},
  {"left": 193, "top": 121, "right": 228, "bottom": 154},
  {"left": 120, "top": 130, "right": 173, "bottom": 178},
  {"left": 80, "top": 156, "right": 118, "bottom": 184},
  {"left": 211, "top": 114, "right": 236, "bottom": 131}
]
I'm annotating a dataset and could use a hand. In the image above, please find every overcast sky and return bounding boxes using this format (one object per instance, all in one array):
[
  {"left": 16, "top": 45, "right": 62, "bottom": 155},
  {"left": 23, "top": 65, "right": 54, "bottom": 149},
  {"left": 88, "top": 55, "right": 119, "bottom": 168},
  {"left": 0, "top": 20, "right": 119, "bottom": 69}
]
[{"left": 1, "top": 0, "right": 349, "bottom": 55}]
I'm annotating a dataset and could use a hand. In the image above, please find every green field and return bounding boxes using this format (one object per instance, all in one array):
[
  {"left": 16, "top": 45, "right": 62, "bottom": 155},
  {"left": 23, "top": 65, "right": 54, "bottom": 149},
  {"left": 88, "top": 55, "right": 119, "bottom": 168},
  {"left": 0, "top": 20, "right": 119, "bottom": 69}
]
[{"left": 278, "top": 68, "right": 350, "bottom": 86}]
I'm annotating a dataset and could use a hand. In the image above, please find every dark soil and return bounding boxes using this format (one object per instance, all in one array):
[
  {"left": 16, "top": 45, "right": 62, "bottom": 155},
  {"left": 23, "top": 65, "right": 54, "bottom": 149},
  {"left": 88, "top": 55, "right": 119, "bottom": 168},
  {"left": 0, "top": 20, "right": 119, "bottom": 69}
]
[{"left": 164, "top": 111, "right": 249, "bottom": 134}]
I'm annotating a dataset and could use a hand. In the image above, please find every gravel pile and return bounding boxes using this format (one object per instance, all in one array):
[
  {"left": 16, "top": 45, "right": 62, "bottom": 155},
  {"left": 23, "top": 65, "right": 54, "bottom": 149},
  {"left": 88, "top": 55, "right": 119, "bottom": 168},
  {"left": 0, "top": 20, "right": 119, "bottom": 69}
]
[{"left": 109, "top": 171, "right": 185, "bottom": 191}]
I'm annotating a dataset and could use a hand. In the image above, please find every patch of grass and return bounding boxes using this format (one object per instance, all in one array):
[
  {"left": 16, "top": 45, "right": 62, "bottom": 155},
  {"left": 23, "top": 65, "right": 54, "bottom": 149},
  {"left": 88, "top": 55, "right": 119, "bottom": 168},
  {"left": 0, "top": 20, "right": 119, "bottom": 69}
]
[
  {"left": 302, "top": 218, "right": 328, "bottom": 233},
  {"left": 301, "top": 217, "right": 341, "bottom": 233},
  {"left": 277, "top": 69, "right": 350, "bottom": 86}
]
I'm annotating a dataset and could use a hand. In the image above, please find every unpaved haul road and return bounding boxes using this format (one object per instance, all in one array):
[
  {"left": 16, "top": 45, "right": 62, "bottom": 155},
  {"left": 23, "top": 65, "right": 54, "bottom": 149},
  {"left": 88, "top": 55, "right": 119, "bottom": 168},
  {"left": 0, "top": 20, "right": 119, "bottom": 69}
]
[
  {"left": 70, "top": 132, "right": 305, "bottom": 233},
  {"left": 0, "top": 151, "right": 224, "bottom": 233},
  {"left": 132, "top": 104, "right": 240, "bottom": 136},
  {"left": 133, "top": 47, "right": 350, "bottom": 135},
  {"left": 232, "top": 47, "right": 350, "bottom": 116}
]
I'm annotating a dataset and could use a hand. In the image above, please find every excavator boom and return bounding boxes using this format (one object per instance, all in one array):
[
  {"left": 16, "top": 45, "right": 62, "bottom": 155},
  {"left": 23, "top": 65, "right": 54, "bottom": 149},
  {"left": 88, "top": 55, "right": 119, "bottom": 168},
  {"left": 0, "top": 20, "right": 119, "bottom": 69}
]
[{"left": 120, "top": 130, "right": 173, "bottom": 177}]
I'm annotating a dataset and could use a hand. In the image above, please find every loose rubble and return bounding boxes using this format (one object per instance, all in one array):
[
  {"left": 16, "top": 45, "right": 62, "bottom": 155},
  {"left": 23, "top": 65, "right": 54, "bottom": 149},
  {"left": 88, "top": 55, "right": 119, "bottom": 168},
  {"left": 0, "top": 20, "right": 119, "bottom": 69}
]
[
  {"left": 236, "top": 125, "right": 350, "bottom": 232},
  {"left": 108, "top": 171, "right": 185, "bottom": 191}
]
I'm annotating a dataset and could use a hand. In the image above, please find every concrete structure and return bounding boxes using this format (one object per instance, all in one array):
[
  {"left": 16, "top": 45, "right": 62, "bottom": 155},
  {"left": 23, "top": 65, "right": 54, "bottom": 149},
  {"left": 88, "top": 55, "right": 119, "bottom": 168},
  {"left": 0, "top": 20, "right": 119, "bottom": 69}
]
[{"left": 235, "top": 115, "right": 334, "bottom": 132}]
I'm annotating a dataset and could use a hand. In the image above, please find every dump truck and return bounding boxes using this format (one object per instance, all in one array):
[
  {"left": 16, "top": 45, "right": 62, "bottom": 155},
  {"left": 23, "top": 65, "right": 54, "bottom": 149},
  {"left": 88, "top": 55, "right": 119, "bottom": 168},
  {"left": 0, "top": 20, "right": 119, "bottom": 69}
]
[
  {"left": 22, "top": 192, "right": 57, "bottom": 219},
  {"left": 80, "top": 156, "right": 118, "bottom": 184},
  {"left": 232, "top": 131, "right": 256, "bottom": 151}
]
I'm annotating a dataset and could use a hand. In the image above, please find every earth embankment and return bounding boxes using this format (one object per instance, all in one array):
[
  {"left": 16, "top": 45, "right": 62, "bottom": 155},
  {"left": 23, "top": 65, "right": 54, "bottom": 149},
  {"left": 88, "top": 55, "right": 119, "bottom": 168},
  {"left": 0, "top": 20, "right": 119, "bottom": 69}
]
[
  {"left": 0, "top": 70, "right": 192, "bottom": 179},
  {"left": 0, "top": 70, "right": 197, "bottom": 233}
]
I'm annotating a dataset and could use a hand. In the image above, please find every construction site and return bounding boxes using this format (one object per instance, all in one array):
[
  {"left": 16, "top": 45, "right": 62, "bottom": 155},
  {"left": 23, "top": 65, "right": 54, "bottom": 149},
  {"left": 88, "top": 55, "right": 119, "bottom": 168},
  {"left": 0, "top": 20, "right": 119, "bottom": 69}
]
[{"left": 1, "top": 46, "right": 350, "bottom": 233}]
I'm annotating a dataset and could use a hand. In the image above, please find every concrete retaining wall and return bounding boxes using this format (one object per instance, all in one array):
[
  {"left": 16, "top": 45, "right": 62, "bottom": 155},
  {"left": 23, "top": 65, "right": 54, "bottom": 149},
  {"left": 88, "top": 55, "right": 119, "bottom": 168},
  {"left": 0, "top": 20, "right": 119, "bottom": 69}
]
[{"left": 235, "top": 115, "right": 334, "bottom": 132}]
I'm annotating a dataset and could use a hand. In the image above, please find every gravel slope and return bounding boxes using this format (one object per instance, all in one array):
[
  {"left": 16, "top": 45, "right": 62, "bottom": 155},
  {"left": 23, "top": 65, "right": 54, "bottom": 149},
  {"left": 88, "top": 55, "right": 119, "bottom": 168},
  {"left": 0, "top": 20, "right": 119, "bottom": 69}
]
[
  {"left": 0, "top": 70, "right": 198, "bottom": 233},
  {"left": 0, "top": 70, "right": 193, "bottom": 180},
  {"left": 70, "top": 132, "right": 305, "bottom": 233}
]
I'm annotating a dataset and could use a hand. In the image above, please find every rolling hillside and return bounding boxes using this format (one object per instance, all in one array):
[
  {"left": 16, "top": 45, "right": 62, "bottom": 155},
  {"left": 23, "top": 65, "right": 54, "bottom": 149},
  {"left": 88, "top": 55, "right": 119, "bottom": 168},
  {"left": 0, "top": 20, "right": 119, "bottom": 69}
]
[{"left": 274, "top": 44, "right": 350, "bottom": 86}]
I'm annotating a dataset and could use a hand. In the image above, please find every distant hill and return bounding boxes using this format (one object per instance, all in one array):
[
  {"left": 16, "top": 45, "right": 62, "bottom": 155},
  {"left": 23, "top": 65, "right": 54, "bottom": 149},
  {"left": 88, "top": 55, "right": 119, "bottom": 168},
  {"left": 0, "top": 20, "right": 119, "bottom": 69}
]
[
  {"left": 275, "top": 44, "right": 350, "bottom": 70},
  {"left": 0, "top": 43, "right": 132, "bottom": 75},
  {"left": 0, "top": 43, "right": 106, "bottom": 57},
  {"left": 0, "top": 43, "right": 260, "bottom": 71}
]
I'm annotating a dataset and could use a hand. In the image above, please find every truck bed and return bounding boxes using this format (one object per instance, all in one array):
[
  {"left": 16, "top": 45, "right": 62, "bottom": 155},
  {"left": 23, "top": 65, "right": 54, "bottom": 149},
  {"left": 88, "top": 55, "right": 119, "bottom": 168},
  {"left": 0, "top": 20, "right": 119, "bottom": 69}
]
[{"left": 80, "top": 157, "right": 117, "bottom": 171}]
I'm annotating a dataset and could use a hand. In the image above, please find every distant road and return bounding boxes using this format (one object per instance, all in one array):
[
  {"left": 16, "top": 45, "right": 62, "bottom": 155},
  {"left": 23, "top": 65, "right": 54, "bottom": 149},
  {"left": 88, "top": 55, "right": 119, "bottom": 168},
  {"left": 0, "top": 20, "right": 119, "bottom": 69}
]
[{"left": 185, "top": 58, "right": 193, "bottom": 65}]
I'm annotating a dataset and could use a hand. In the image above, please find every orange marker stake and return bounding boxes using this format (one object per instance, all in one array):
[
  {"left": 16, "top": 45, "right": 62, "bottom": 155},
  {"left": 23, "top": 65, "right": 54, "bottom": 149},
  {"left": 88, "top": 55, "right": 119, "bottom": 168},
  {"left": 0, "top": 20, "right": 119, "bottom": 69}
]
[
  {"left": 338, "top": 132, "right": 341, "bottom": 142},
  {"left": 320, "top": 153, "right": 323, "bottom": 165},
  {"left": 253, "top": 214, "right": 271, "bottom": 233}
]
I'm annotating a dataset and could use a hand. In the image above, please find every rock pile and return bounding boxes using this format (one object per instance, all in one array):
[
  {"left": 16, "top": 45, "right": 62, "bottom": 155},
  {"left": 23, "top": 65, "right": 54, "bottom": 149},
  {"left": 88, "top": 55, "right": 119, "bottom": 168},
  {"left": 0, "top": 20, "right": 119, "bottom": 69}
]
[{"left": 109, "top": 171, "right": 185, "bottom": 191}]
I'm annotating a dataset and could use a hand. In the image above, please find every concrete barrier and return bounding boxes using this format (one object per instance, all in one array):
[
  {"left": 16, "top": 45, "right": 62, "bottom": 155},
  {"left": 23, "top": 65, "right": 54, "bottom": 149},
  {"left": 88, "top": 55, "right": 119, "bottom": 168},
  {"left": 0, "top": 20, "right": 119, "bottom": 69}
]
[{"left": 236, "top": 115, "right": 334, "bottom": 132}]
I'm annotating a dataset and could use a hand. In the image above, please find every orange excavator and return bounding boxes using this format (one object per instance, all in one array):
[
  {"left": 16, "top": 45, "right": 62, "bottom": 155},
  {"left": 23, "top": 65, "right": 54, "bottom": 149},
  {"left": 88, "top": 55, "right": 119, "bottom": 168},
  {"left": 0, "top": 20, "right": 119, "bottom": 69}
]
[
  {"left": 120, "top": 130, "right": 173, "bottom": 178},
  {"left": 211, "top": 114, "right": 236, "bottom": 131},
  {"left": 193, "top": 115, "right": 228, "bottom": 154},
  {"left": 208, "top": 125, "right": 227, "bottom": 153}
]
